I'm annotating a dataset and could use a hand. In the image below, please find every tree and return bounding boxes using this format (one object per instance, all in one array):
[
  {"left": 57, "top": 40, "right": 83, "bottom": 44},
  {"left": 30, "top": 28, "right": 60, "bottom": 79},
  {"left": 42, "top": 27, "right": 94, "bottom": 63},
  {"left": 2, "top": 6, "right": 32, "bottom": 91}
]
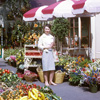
[{"left": 51, "top": 18, "right": 70, "bottom": 54}]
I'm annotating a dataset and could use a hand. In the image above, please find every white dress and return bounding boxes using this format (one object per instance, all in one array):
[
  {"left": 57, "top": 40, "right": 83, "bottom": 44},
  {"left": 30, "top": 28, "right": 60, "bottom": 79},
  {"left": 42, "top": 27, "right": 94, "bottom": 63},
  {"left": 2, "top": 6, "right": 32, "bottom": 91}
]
[{"left": 38, "top": 33, "right": 55, "bottom": 71}]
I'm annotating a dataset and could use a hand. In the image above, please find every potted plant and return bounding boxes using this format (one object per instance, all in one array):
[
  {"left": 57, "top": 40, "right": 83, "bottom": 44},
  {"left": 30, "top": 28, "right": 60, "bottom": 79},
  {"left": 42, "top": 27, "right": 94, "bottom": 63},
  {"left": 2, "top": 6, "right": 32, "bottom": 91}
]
[
  {"left": 69, "top": 69, "right": 83, "bottom": 85},
  {"left": 55, "top": 55, "right": 68, "bottom": 72},
  {"left": 51, "top": 18, "right": 70, "bottom": 54},
  {"left": 84, "top": 69, "right": 99, "bottom": 93}
]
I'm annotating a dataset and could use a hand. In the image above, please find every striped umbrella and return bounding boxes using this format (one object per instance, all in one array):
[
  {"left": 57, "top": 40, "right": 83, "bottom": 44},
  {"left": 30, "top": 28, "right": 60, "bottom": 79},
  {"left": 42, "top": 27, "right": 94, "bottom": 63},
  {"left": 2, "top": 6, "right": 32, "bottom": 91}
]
[
  {"left": 72, "top": 0, "right": 100, "bottom": 14},
  {"left": 23, "top": 5, "right": 48, "bottom": 21},
  {"left": 42, "top": 0, "right": 76, "bottom": 19}
]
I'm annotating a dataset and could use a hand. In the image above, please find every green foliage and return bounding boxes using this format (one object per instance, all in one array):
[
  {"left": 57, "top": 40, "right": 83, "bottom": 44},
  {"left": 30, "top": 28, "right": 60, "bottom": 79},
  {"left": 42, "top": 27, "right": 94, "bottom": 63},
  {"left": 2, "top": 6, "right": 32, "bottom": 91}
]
[
  {"left": 4, "top": 48, "right": 23, "bottom": 59},
  {"left": 1, "top": 72, "right": 21, "bottom": 87},
  {"left": 56, "top": 55, "right": 69, "bottom": 66},
  {"left": 39, "top": 86, "right": 62, "bottom": 100},
  {"left": 5, "top": 0, "right": 30, "bottom": 18},
  {"left": 51, "top": 18, "right": 70, "bottom": 41},
  {"left": 79, "top": 59, "right": 92, "bottom": 68},
  {"left": 69, "top": 71, "right": 83, "bottom": 85},
  {"left": 11, "top": 20, "right": 30, "bottom": 42}
]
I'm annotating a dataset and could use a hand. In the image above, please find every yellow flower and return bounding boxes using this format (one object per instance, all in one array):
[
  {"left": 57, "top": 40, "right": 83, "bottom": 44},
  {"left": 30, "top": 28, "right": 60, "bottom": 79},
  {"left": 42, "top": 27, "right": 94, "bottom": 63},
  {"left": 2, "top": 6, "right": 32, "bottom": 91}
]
[
  {"left": 28, "top": 32, "right": 31, "bottom": 35},
  {"left": 60, "top": 58, "right": 63, "bottom": 62},
  {"left": 81, "top": 57, "right": 84, "bottom": 61},
  {"left": 17, "top": 25, "right": 21, "bottom": 28},
  {"left": 34, "top": 24, "right": 38, "bottom": 27}
]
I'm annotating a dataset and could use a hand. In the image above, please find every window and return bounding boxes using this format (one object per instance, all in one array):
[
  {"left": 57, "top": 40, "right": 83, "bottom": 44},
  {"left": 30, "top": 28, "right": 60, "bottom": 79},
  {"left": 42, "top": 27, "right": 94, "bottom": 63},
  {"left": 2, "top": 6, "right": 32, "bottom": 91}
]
[
  {"left": 81, "top": 17, "right": 90, "bottom": 48},
  {"left": 65, "top": 17, "right": 90, "bottom": 48},
  {"left": 68, "top": 18, "right": 78, "bottom": 48}
]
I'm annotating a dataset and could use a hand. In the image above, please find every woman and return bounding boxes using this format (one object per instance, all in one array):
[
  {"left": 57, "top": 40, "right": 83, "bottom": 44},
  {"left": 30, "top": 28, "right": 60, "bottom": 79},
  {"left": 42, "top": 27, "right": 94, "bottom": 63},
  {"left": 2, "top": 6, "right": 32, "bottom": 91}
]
[{"left": 38, "top": 24, "right": 57, "bottom": 86}]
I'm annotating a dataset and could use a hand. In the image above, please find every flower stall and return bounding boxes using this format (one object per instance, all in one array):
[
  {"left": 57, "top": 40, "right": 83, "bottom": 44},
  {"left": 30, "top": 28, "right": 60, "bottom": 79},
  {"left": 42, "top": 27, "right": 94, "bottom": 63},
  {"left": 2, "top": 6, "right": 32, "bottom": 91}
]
[{"left": 0, "top": 68, "right": 62, "bottom": 100}]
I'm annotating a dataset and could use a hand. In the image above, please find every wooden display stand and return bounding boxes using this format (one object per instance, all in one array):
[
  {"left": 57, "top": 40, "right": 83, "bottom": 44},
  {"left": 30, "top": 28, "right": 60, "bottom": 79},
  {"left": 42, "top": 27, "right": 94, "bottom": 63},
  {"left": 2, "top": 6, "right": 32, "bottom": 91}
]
[{"left": 24, "top": 45, "right": 42, "bottom": 70}]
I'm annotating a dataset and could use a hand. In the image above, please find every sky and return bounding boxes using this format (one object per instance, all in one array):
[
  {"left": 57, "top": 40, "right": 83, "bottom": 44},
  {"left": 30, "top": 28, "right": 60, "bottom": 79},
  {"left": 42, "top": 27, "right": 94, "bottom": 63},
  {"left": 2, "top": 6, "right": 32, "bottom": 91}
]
[{"left": 30, "top": 0, "right": 57, "bottom": 8}]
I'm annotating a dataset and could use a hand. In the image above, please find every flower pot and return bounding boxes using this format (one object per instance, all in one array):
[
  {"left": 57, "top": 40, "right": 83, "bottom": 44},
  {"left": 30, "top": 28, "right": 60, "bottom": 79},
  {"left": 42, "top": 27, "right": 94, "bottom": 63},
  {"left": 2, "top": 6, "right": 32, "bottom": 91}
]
[{"left": 89, "top": 85, "right": 98, "bottom": 93}]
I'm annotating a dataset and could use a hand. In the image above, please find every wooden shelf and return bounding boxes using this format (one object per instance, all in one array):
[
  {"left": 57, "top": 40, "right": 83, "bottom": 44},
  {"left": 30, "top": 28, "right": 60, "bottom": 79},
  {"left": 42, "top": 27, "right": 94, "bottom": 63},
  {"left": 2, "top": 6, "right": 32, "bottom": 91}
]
[
  {"left": 24, "top": 44, "right": 37, "bottom": 48},
  {"left": 25, "top": 50, "right": 41, "bottom": 52},
  {"left": 28, "top": 65, "right": 40, "bottom": 67},
  {"left": 24, "top": 44, "right": 42, "bottom": 68},
  {"left": 25, "top": 55, "right": 42, "bottom": 58}
]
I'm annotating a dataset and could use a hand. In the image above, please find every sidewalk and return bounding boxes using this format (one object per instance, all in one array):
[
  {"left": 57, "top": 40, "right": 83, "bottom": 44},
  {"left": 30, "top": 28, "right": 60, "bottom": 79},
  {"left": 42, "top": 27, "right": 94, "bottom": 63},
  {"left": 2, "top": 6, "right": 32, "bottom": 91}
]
[
  {"left": 0, "top": 58, "right": 100, "bottom": 100},
  {"left": 0, "top": 58, "right": 17, "bottom": 73}
]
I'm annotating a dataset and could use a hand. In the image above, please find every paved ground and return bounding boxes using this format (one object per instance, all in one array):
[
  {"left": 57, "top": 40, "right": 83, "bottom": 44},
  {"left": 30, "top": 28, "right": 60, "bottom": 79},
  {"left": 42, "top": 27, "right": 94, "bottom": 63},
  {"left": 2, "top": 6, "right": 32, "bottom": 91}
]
[{"left": 0, "top": 58, "right": 100, "bottom": 100}]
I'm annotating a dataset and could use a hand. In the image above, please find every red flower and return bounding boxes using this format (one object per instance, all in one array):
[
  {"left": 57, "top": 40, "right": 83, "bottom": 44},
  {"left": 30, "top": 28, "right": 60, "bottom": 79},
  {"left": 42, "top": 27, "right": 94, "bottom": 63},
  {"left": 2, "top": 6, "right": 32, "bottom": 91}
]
[
  {"left": 82, "top": 68, "right": 86, "bottom": 71},
  {"left": 92, "top": 59, "right": 95, "bottom": 62},
  {"left": 33, "top": 84, "right": 37, "bottom": 88},
  {"left": 72, "top": 70, "right": 75, "bottom": 72}
]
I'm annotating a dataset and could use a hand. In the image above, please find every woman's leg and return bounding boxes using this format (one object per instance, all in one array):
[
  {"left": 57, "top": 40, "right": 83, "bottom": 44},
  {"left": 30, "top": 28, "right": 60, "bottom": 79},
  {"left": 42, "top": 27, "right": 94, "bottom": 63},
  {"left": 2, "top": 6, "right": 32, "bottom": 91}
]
[
  {"left": 44, "top": 71, "right": 49, "bottom": 86},
  {"left": 49, "top": 70, "right": 57, "bottom": 85}
]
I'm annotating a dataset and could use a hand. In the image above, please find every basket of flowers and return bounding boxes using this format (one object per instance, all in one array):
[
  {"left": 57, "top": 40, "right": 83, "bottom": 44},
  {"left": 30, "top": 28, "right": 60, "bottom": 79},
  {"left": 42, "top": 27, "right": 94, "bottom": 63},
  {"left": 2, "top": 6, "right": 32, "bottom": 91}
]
[
  {"left": 24, "top": 69, "right": 38, "bottom": 82},
  {"left": 83, "top": 68, "right": 100, "bottom": 93}
]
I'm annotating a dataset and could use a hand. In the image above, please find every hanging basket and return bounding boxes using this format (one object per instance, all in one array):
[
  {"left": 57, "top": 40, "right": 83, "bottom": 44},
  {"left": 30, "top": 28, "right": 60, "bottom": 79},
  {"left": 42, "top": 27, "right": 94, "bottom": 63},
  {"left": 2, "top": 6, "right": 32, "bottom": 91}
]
[
  {"left": 89, "top": 85, "right": 98, "bottom": 93},
  {"left": 54, "top": 70, "right": 65, "bottom": 84}
]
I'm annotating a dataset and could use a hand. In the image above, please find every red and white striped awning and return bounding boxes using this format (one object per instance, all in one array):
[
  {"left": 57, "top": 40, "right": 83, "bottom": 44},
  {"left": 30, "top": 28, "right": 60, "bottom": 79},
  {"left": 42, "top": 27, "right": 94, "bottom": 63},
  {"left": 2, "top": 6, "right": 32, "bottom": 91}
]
[
  {"left": 23, "top": 5, "right": 48, "bottom": 21},
  {"left": 42, "top": 0, "right": 76, "bottom": 19},
  {"left": 72, "top": 0, "right": 100, "bottom": 14}
]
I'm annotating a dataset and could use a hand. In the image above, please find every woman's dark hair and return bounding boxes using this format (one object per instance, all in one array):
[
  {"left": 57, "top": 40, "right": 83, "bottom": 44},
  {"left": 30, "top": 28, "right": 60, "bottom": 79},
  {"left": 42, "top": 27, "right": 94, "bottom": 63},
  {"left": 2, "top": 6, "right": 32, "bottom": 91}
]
[{"left": 44, "top": 24, "right": 51, "bottom": 29}]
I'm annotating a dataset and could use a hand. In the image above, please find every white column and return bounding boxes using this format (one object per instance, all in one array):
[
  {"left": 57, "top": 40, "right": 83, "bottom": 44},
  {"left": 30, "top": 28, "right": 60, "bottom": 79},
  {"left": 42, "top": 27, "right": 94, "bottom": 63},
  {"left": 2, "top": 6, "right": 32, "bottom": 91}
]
[
  {"left": 78, "top": 17, "right": 81, "bottom": 49},
  {"left": 90, "top": 16, "right": 96, "bottom": 60}
]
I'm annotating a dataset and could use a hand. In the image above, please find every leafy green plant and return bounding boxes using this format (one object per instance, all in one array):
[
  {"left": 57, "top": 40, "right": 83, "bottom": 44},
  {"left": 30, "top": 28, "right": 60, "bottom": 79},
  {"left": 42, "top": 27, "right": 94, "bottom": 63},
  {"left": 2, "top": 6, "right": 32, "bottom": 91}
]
[
  {"left": 11, "top": 20, "right": 30, "bottom": 47},
  {"left": 5, "top": 0, "right": 30, "bottom": 18},
  {"left": 39, "top": 86, "right": 62, "bottom": 100},
  {"left": 4, "top": 48, "right": 23, "bottom": 59},
  {"left": 51, "top": 18, "right": 70, "bottom": 41},
  {"left": 69, "top": 69, "right": 83, "bottom": 85},
  {"left": 51, "top": 18, "right": 70, "bottom": 54}
]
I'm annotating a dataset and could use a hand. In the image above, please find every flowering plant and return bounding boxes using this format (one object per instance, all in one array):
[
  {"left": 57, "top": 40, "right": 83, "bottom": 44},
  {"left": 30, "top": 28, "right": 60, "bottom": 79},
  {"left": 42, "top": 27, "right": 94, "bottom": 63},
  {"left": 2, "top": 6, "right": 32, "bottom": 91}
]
[
  {"left": 69, "top": 68, "right": 83, "bottom": 85},
  {"left": 84, "top": 69, "right": 100, "bottom": 86},
  {"left": 76, "top": 56, "right": 92, "bottom": 68},
  {"left": 23, "top": 32, "right": 40, "bottom": 45},
  {"left": 55, "top": 55, "right": 68, "bottom": 66},
  {"left": 16, "top": 49, "right": 24, "bottom": 65}
]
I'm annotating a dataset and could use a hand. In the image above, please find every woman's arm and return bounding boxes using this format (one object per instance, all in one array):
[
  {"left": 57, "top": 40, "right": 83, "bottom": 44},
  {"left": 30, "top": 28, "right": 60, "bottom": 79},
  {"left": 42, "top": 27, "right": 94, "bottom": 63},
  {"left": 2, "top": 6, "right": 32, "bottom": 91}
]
[
  {"left": 50, "top": 36, "right": 55, "bottom": 49},
  {"left": 38, "top": 37, "right": 44, "bottom": 50}
]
